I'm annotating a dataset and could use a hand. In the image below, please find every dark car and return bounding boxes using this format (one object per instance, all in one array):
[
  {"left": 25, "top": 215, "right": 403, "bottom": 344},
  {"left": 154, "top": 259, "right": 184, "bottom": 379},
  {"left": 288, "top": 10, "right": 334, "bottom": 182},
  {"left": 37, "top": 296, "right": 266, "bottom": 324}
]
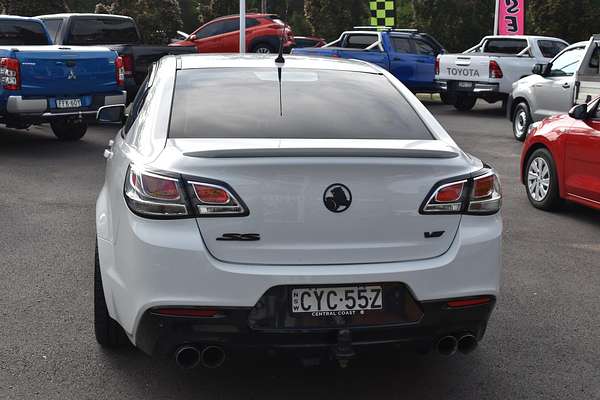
[
  {"left": 37, "top": 13, "right": 197, "bottom": 102},
  {"left": 293, "top": 36, "right": 326, "bottom": 48},
  {"left": 170, "top": 13, "right": 294, "bottom": 54}
]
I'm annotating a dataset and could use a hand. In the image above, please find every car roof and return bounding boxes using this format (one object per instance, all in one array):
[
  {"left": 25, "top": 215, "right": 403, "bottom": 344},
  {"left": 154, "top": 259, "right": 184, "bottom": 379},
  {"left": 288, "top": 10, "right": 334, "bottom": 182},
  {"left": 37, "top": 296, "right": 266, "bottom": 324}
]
[
  {"left": 0, "top": 15, "right": 44, "bottom": 22},
  {"left": 213, "top": 13, "right": 277, "bottom": 20},
  {"left": 36, "top": 13, "right": 133, "bottom": 20},
  {"left": 177, "top": 54, "right": 381, "bottom": 74},
  {"left": 482, "top": 35, "right": 567, "bottom": 42}
]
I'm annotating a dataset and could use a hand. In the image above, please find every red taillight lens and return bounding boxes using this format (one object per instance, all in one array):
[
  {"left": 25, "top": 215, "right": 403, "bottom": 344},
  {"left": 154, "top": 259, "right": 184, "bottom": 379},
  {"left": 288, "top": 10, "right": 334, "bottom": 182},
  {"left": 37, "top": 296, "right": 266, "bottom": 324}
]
[
  {"left": 193, "top": 184, "right": 230, "bottom": 204},
  {"left": 472, "top": 174, "right": 494, "bottom": 199},
  {"left": 435, "top": 55, "right": 440, "bottom": 75},
  {"left": 434, "top": 182, "right": 464, "bottom": 203},
  {"left": 141, "top": 174, "right": 181, "bottom": 201},
  {"left": 115, "top": 56, "right": 125, "bottom": 87},
  {"left": 421, "top": 169, "right": 502, "bottom": 215},
  {"left": 489, "top": 60, "right": 503, "bottom": 79},
  {"left": 447, "top": 297, "right": 492, "bottom": 308},
  {"left": 122, "top": 54, "right": 134, "bottom": 77},
  {"left": 0, "top": 57, "right": 20, "bottom": 90}
]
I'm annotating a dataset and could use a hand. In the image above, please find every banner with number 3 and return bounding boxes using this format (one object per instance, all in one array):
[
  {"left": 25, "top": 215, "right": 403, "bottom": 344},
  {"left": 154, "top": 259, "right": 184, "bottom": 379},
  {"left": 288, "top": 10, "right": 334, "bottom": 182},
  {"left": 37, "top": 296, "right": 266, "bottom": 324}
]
[{"left": 497, "top": 0, "right": 525, "bottom": 35}]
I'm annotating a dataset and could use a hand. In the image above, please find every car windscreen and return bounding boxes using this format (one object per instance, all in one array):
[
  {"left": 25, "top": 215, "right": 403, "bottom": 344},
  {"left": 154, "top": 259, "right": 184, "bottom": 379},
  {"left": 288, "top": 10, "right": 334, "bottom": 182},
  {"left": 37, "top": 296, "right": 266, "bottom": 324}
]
[
  {"left": 66, "top": 18, "right": 139, "bottom": 45},
  {"left": 0, "top": 20, "right": 49, "bottom": 45},
  {"left": 169, "top": 68, "right": 433, "bottom": 140}
]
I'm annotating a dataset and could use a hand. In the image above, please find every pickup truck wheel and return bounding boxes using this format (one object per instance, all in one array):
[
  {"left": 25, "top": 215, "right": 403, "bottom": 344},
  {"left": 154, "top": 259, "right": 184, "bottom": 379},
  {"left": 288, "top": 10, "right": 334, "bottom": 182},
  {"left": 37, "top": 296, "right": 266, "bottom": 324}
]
[
  {"left": 94, "top": 242, "right": 128, "bottom": 348},
  {"left": 439, "top": 93, "right": 454, "bottom": 105},
  {"left": 512, "top": 102, "right": 531, "bottom": 142},
  {"left": 252, "top": 43, "right": 276, "bottom": 54},
  {"left": 51, "top": 119, "right": 88, "bottom": 141},
  {"left": 453, "top": 95, "right": 477, "bottom": 111}
]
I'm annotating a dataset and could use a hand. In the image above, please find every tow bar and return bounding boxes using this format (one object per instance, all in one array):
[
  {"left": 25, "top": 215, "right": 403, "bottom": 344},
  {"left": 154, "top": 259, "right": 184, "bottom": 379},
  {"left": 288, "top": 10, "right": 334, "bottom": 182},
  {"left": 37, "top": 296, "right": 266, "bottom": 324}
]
[{"left": 333, "top": 329, "right": 355, "bottom": 368}]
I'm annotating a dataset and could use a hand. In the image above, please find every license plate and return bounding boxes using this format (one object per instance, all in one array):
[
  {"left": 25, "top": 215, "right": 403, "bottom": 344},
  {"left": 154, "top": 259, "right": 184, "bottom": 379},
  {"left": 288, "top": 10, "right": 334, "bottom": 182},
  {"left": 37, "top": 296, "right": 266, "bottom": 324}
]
[
  {"left": 292, "top": 285, "right": 383, "bottom": 315},
  {"left": 56, "top": 98, "right": 82, "bottom": 108},
  {"left": 458, "top": 81, "right": 474, "bottom": 89}
]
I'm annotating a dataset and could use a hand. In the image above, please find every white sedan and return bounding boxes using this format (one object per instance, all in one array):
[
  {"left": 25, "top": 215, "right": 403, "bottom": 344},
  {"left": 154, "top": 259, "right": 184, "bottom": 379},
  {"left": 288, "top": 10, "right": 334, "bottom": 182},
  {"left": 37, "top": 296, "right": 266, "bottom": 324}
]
[{"left": 94, "top": 54, "right": 502, "bottom": 369}]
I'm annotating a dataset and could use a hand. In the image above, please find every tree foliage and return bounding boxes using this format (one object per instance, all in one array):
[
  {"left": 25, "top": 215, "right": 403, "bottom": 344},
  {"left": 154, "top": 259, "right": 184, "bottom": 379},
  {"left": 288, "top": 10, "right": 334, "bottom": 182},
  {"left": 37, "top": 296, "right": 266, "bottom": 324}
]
[
  {"left": 411, "top": 0, "right": 495, "bottom": 52},
  {"left": 304, "top": 0, "right": 368, "bottom": 41},
  {"left": 95, "top": 0, "right": 183, "bottom": 44},
  {"left": 528, "top": 0, "right": 600, "bottom": 44}
]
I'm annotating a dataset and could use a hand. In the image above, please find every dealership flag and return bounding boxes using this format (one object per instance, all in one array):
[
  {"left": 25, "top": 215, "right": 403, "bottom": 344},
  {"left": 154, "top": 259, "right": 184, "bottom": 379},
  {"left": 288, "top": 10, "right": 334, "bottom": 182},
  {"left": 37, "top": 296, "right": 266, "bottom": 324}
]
[
  {"left": 495, "top": 0, "right": 526, "bottom": 35},
  {"left": 370, "top": 0, "right": 396, "bottom": 27}
]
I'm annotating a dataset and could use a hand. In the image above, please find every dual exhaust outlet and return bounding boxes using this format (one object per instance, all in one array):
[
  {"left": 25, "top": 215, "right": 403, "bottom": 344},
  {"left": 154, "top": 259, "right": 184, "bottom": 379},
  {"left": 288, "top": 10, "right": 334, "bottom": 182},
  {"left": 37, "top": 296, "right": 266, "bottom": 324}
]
[
  {"left": 174, "top": 345, "right": 226, "bottom": 369},
  {"left": 436, "top": 333, "right": 478, "bottom": 356}
]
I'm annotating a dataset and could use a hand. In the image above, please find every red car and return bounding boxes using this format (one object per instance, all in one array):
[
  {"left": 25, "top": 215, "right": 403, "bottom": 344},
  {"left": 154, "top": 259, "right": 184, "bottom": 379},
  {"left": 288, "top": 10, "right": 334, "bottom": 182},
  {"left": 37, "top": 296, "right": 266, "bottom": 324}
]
[
  {"left": 170, "top": 13, "right": 294, "bottom": 54},
  {"left": 521, "top": 101, "right": 600, "bottom": 211}
]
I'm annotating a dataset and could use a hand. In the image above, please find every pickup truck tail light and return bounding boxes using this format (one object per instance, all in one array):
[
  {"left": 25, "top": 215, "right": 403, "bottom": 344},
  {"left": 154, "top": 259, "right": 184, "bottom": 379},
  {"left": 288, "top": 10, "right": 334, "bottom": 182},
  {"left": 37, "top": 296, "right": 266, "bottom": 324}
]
[
  {"left": 124, "top": 165, "right": 248, "bottom": 218},
  {"left": 421, "top": 168, "right": 502, "bottom": 215},
  {"left": 0, "top": 58, "right": 20, "bottom": 90},
  {"left": 122, "top": 54, "right": 134, "bottom": 78},
  {"left": 435, "top": 55, "right": 440, "bottom": 75},
  {"left": 115, "top": 56, "right": 125, "bottom": 87},
  {"left": 489, "top": 60, "right": 503, "bottom": 79}
]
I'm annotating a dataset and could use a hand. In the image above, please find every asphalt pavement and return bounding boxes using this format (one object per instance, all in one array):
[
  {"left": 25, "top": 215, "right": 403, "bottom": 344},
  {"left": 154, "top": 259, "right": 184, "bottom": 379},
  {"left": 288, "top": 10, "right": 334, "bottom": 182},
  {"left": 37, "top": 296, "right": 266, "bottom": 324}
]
[{"left": 1, "top": 101, "right": 599, "bottom": 399}]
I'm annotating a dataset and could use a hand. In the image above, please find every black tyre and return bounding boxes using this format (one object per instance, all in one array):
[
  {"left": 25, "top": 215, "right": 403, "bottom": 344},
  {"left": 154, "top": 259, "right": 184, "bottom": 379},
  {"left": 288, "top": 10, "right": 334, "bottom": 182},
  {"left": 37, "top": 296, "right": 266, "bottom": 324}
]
[
  {"left": 252, "top": 43, "right": 276, "bottom": 54},
  {"left": 512, "top": 102, "right": 531, "bottom": 142},
  {"left": 525, "top": 148, "right": 562, "bottom": 211},
  {"left": 439, "top": 92, "right": 453, "bottom": 105},
  {"left": 94, "top": 242, "right": 128, "bottom": 348},
  {"left": 453, "top": 95, "right": 477, "bottom": 111},
  {"left": 51, "top": 118, "right": 88, "bottom": 141}
]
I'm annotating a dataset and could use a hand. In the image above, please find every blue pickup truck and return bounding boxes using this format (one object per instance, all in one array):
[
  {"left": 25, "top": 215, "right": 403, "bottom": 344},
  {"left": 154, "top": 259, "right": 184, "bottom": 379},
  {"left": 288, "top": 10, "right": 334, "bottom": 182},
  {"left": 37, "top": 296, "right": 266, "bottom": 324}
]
[
  {"left": 0, "top": 16, "right": 126, "bottom": 140},
  {"left": 292, "top": 28, "right": 445, "bottom": 94}
]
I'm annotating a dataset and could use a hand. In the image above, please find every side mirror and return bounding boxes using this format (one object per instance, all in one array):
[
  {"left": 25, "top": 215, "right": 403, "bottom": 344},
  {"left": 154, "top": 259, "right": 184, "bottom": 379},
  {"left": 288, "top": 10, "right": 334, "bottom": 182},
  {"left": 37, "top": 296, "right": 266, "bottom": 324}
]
[
  {"left": 97, "top": 104, "right": 126, "bottom": 124},
  {"left": 187, "top": 34, "right": 197, "bottom": 41},
  {"left": 532, "top": 63, "right": 548, "bottom": 75},
  {"left": 568, "top": 103, "right": 588, "bottom": 120}
]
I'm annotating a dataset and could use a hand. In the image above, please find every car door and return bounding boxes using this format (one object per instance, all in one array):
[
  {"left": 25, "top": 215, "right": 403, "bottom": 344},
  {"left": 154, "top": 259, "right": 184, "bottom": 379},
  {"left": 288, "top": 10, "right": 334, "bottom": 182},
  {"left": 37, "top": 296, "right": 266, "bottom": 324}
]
[
  {"left": 387, "top": 35, "right": 418, "bottom": 88},
  {"left": 191, "top": 20, "right": 228, "bottom": 53},
  {"left": 412, "top": 38, "right": 437, "bottom": 90},
  {"left": 533, "top": 46, "right": 586, "bottom": 119},
  {"left": 564, "top": 102, "right": 600, "bottom": 203}
]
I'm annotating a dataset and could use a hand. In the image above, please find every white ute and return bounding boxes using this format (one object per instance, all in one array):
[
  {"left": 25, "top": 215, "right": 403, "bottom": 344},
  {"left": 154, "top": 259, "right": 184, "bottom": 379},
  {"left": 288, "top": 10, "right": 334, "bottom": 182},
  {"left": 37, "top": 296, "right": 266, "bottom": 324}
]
[
  {"left": 436, "top": 35, "right": 568, "bottom": 111},
  {"left": 94, "top": 54, "right": 502, "bottom": 369}
]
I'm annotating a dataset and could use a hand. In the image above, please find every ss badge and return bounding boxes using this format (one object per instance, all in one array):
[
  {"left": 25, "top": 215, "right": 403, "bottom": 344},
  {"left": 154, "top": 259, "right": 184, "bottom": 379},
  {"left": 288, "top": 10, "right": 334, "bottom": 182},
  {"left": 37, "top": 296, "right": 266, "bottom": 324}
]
[{"left": 216, "top": 233, "right": 261, "bottom": 241}]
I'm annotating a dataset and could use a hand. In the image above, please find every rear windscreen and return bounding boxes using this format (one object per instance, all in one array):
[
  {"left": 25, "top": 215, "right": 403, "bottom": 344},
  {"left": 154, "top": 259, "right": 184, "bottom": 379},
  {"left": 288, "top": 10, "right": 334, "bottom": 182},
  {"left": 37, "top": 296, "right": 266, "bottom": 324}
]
[
  {"left": 483, "top": 39, "right": 528, "bottom": 54},
  {"left": 66, "top": 18, "right": 139, "bottom": 45},
  {"left": 0, "top": 20, "right": 48, "bottom": 45},
  {"left": 169, "top": 68, "right": 433, "bottom": 140}
]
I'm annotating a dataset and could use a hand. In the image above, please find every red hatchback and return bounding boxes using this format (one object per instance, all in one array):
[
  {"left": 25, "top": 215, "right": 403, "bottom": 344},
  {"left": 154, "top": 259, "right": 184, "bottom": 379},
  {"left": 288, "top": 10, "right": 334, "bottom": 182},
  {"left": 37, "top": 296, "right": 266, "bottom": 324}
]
[
  {"left": 170, "top": 13, "right": 294, "bottom": 54},
  {"left": 521, "top": 101, "right": 600, "bottom": 211}
]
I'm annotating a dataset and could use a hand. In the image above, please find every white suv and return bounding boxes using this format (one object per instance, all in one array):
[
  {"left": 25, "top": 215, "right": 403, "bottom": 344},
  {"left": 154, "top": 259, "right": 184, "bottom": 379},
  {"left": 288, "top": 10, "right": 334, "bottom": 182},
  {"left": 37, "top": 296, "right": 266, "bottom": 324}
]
[{"left": 95, "top": 54, "right": 502, "bottom": 369}]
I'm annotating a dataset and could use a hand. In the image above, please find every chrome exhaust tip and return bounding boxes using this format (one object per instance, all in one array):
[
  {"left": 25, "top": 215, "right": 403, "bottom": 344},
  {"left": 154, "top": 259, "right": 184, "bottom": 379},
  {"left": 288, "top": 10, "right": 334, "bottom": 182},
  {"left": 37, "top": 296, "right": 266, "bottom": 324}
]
[
  {"left": 457, "top": 333, "right": 478, "bottom": 354},
  {"left": 437, "top": 335, "right": 458, "bottom": 356},
  {"left": 200, "top": 346, "right": 226, "bottom": 369},
  {"left": 174, "top": 345, "right": 201, "bottom": 370}
]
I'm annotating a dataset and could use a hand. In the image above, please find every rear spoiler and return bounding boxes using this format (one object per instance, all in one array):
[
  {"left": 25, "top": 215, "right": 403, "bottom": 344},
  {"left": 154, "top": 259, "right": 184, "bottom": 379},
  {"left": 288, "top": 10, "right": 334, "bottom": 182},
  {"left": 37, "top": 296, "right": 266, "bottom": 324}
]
[{"left": 183, "top": 148, "right": 458, "bottom": 159}]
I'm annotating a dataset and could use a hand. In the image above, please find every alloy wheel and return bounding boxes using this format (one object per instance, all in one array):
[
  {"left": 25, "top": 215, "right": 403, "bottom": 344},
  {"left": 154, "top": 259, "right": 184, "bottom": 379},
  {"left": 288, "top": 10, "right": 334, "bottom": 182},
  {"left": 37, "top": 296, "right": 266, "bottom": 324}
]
[{"left": 527, "top": 157, "right": 551, "bottom": 201}]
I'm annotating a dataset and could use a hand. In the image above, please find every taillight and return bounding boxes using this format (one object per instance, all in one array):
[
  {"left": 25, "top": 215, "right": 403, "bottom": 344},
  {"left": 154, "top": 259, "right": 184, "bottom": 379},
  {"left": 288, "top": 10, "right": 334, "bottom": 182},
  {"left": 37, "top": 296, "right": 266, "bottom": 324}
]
[
  {"left": 421, "top": 168, "right": 502, "bottom": 215},
  {"left": 489, "top": 60, "right": 503, "bottom": 79},
  {"left": 435, "top": 55, "right": 440, "bottom": 76},
  {"left": 115, "top": 56, "right": 125, "bottom": 87},
  {"left": 121, "top": 54, "right": 134, "bottom": 77},
  {"left": 124, "top": 165, "right": 247, "bottom": 218},
  {"left": 0, "top": 57, "right": 20, "bottom": 90}
]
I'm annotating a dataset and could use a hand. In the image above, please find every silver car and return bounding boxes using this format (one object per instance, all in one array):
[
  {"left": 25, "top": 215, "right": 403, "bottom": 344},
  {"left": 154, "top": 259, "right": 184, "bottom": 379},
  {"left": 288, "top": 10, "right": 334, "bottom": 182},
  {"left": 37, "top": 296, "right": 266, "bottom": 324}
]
[{"left": 508, "top": 41, "right": 587, "bottom": 141}]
